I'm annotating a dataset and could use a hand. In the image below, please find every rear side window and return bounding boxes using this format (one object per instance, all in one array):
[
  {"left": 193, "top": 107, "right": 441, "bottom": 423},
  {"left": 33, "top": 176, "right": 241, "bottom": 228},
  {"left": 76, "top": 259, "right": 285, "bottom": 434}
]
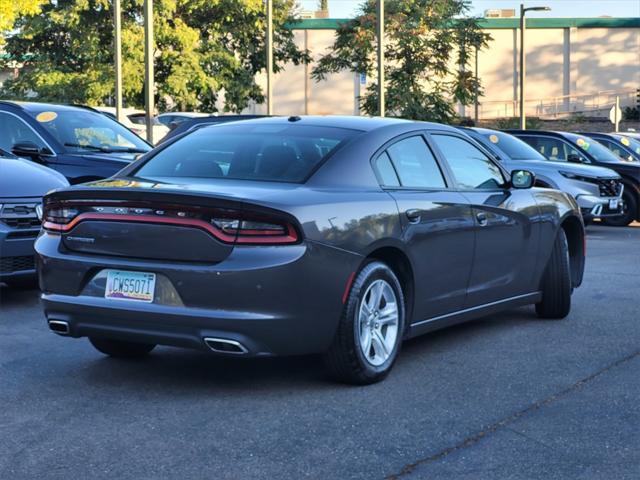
[
  {"left": 135, "top": 124, "right": 358, "bottom": 183},
  {"left": 383, "top": 136, "right": 446, "bottom": 188},
  {"left": 432, "top": 135, "right": 505, "bottom": 190},
  {"left": 374, "top": 152, "right": 400, "bottom": 187}
]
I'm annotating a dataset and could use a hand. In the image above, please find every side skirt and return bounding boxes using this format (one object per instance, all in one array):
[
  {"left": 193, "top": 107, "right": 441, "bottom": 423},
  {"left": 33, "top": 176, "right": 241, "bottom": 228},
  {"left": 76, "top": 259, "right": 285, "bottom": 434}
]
[{"left": 406, "top": 292, "right": 543, "bottom": 339}]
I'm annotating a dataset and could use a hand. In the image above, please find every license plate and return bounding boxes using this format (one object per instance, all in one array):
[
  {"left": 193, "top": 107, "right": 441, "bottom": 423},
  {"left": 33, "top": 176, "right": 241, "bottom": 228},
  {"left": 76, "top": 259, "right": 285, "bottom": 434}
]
[
  {"left": 105, "top": 270, "right": 156, "bottom": 302},
  {"left": 609, "top": 199, "right": 620, "bottom": 210}
]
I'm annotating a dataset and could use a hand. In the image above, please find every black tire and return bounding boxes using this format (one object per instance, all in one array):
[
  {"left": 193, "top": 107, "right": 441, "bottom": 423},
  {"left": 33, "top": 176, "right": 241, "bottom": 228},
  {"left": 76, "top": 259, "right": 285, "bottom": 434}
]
[
  {"left": 603, "top": 189, "right": 637, "bottom": 227},
  {"left": 4, "top": 276, "right": 39, "bottom": 289},
  {"left": 535, "top": 229, "right": 572, "bottom": 319},
  {"left": 323, "top": 261, "right": 405, "bottom": 385},
  {"left": 89, "top": 337, "right": 156, "bottom": 358}
]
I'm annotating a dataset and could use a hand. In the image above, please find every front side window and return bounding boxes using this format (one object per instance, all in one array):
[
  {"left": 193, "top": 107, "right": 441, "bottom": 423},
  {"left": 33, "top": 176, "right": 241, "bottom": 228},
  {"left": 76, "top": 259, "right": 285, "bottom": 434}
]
[
  {"left": 432, "top": 135, "right": 505, "bottom": 190},
  {"left": 383, "top": 136, "right": 446, "bottom": 189},
  {"left": 27, "top": 110, "right": 150, "bottom": 153},
  {"left": 519, "top": 136, "right": 589, "bottom": 164},
  {"left": 0, "top": 112, "right": 47, "bottom": 152},
  {"left": 135, "top": 124, "right": 358, "bottom": 183}
]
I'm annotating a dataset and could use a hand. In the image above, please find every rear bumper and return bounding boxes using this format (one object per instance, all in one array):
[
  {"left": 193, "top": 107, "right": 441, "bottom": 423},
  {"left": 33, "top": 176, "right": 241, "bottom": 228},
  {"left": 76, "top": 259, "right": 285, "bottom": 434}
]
[{"left": 36, "top": 232, "right": 362, "bottom": 356}]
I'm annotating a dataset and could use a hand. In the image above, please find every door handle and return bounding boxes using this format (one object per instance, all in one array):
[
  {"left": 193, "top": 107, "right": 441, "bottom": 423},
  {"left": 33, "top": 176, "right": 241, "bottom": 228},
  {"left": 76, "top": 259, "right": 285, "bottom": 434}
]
[
  {"left": 476, "top": 212, "right": 488, "bottom": 226},
  {"left": 405, "top": 209, "right": 421, "bottom": 224}
]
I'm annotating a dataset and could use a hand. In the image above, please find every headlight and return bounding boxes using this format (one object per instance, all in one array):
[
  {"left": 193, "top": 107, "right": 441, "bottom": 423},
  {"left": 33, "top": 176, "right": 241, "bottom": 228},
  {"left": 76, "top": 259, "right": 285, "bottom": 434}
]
[{"left": 559, "top": 171, "right": 597, "bottom": 183}]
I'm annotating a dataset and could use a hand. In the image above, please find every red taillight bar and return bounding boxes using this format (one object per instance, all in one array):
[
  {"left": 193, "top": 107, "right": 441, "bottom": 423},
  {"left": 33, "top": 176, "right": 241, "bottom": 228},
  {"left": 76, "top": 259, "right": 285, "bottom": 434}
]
[{"left": 43, "top": 213, "right": 299, "bottom": 245}]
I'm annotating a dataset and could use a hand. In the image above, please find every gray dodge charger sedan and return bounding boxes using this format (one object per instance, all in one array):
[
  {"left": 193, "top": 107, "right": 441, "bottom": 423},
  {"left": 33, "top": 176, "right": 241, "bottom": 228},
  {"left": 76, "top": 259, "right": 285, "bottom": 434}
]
[{"left": 36, "top": 116, "right": 585, "bottom": 384}]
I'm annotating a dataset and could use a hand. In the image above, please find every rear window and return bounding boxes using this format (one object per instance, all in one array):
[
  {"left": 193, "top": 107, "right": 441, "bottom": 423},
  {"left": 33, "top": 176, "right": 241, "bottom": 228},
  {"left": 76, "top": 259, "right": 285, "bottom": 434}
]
[
  {"left": 135, "top": 123, "right": 358, "bottom": 183},
  {"left": 479, "top": 131, "right": 546, "bottom": 161}
]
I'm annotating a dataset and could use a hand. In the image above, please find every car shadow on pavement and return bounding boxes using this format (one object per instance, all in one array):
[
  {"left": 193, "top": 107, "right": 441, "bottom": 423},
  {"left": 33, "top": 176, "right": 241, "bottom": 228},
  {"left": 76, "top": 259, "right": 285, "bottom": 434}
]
[{"left": 75, "top": 306, "right": 539, "bottom": 393}]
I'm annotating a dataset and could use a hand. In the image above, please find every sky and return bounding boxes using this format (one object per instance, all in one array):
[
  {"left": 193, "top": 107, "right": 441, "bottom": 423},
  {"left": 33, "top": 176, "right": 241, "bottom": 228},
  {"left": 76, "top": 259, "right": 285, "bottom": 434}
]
[{"left": 299, "top": 0, "right": 640, "bottom": 18}]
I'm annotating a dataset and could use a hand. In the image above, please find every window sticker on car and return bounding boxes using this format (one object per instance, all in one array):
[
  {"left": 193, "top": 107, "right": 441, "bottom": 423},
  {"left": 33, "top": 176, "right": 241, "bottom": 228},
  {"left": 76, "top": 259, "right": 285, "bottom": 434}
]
[
  {"left": 36, "top": 111, "right": 58, "bottom": 123},
  {"left": 489, "top": 134, "right": 499, "bottom": 143},
  {"left": 621, "top": 137, "right": 630, "bottom": 146},
  {"left": 576, "top": 138, "right": 590, "bottom": 150}
]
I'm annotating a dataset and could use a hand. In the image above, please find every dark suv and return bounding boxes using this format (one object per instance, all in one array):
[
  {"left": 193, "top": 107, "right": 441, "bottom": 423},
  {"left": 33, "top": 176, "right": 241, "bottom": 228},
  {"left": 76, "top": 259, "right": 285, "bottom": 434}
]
[
  {"left": 508, "top": 130, "right": 640, "bottom": 226},
  {"left": 0, "top": 101, "right": 152, "bottom": 184}
]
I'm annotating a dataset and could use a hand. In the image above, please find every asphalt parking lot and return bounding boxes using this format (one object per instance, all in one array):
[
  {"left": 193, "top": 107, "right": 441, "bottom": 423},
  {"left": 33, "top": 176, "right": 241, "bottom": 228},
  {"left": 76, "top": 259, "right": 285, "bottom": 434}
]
[{"left": 1, "top": 224, "right": 638, "bottom": 479}]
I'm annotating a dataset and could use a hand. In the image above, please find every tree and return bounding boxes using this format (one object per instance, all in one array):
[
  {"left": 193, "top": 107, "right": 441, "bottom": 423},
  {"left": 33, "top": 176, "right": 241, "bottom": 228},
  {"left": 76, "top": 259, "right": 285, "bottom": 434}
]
[
  {"left": 0, "top": 0, "right": 309, "bottom": 112},
  {"left": 0, "top": 0, "right": 42, "bottom": 44},
  {"left": 311, "top": 0, "right": 490, "bottom": 122}
]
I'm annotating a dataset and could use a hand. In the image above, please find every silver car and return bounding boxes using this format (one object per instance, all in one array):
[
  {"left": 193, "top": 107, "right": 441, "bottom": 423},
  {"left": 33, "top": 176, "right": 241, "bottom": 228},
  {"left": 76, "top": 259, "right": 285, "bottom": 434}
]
[{"left": 461, "top": 128, "right": 624, "bottom": 223}]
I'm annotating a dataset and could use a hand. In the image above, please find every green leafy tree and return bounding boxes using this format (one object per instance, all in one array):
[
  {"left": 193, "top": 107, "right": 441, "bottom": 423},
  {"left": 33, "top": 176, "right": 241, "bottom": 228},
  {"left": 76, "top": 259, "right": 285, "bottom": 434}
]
[
  {"left": 0, "top": 0, "right": 43, "bottom": 44},
  {"left": 1, "top": 0, "right": 309, "bottom": 112},
  {"left": 312, "top": 0, "right": 490, "bottom": 122}
]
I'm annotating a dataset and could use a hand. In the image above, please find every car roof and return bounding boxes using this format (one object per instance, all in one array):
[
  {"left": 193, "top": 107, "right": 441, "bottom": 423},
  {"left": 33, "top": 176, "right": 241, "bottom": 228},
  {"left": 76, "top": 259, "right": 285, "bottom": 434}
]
[
  {"left": 0, "top": 100, "right": 100, "bottom": 114},
  {"left": 195, "top": 115, "right": 458, "bottom": 133}
]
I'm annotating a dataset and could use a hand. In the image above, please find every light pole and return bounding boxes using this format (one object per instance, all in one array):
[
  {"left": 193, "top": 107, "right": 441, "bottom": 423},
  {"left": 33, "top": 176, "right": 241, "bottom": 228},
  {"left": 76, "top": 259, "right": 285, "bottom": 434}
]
[
  {"left": 266, "top": 0, "right": 273, "bottom": 115},
  {"left": 113, "top": 0, "right": 123, "bottom": 123},
  {"left": 144, "top": 0, "right": 154, "bottom": 144},
  {"left": 519, "top": 4, "right": 550, "bottom": 129},
  {"left": 377, "top": 0, "right": 385, "bottom": 117}
]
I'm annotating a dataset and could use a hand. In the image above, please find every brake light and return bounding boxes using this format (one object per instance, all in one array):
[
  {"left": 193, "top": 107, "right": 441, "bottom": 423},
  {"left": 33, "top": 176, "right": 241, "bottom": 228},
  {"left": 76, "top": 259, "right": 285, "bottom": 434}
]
[
  {"left": 43, "top": 206, "right": 79, "bottom": 229},
  {"left": 212, "top": 217, "right": 298, "bottom": 244}
]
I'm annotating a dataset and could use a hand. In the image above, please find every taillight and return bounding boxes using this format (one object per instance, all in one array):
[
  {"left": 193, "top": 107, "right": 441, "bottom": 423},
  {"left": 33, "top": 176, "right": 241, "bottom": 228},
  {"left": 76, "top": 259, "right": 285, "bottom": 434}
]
[
  {"left": 42, "top": 205, "right": 79, "bottom": 230},
  {"left": 42, "top": 201, "right": 299, "bottom": 245},
  {"left": 212, "top": 216, "right": 299, "bottom": 244}
]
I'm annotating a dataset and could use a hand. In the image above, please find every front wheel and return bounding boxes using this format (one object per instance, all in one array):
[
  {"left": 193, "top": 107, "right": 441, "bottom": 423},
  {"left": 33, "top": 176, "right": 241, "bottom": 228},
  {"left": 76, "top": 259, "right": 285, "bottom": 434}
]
[
  {"left": 603, "top": 190, "right": 637, "bottom": 227},
  {"left": 535, "top": 229, "right": 572, "bottom": 319},
  {"left": 89, "top": 337, "right": 156, "bottom": 358},
  {"left": 324, "top": 261, "right": 405, "bottom": 385}
]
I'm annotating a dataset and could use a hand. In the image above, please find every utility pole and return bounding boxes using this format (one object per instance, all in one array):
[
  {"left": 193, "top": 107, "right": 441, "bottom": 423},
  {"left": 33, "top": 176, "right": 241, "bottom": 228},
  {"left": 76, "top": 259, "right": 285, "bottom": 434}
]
[
  {"left": 114, "top": 0, "right": 123, "bottom": 123},
  {"left": 474, "top": 47, "right": 479, "bottom": 125},
  {"left": 377, "top": 0, "right": 385, "bottom": 117},
  {"left": 266, "top": 0, "right": 273, "bottom": 115},
  {"left": 144, "top": 0, "right": 154, "bottom": 144}
]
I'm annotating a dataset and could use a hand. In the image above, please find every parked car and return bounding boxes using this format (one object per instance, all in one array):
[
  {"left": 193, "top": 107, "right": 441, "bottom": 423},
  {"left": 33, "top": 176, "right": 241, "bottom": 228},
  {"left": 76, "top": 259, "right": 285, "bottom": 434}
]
[
  {"left": 37, "top": 116, "right": 585, "bottom": 384},
  {"left": 577, "top": 132, "right": 640, "bottom": 163},
  {"left": 508, "top": 130, "right": 640, "bottom": 226},
  {"left": 0, "top": 101, "right": 152, "bottom": 184},
  {"left": 95, "top": 107, "right": 170, "bottom": 144},
  {"left": 1, "top": 152, "right": 68, "bottom": 288},
  {"left": 157, "top": 112, "right": 209, "bottom": 130},
  {"left": 460, "top": 127, "right": 624, "bottom": 223},
  {"left": 157, "top": 115, "right": 270, "bottom": 144}
]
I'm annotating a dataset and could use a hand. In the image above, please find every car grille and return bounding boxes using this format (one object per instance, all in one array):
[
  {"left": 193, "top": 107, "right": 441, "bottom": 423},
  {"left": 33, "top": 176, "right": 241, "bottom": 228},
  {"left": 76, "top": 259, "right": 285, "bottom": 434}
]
[
  {"left": 0, "top": 203, "right": 41, "bottom": 229},
  {"left": 598, "top": 179, "right": 622, "bottom": 197},
  {"left": 0, "top": 255, "right": 35, "bottom": 274}
]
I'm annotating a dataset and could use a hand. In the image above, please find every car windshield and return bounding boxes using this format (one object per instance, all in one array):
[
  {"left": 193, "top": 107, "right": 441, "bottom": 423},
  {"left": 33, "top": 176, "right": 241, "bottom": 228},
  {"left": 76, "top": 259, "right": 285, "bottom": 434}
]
[
  {"left": 28, "top": 109, "right": 151, "bottom": 153},
  {"left": 134, "top": 123, "right": 359, "bottom": 183},
  {"left": 617, "top": 135, "right": 640, "bottom": 157},
  {"left": 565, "top": 133, "right": 623, "bottom": 163},
  {"left": 478, "top": 131, "right": 546, "bottom": 161}
]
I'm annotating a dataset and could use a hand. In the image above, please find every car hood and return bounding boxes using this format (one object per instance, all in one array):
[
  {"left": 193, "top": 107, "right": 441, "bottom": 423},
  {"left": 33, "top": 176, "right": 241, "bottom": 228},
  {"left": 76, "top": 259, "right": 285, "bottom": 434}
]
[
  {"left": 0, "top": 157, "right": 69, "bottom": 198},
  {"left": 505, "top": 159, "right": 620, "bottom": 179}
]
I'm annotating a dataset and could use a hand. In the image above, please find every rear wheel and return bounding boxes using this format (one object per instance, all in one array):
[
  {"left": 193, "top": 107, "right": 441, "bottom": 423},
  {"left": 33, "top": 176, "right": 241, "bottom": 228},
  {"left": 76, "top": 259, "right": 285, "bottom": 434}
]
[
  {"left": 535, "top": 229, "right": 572, "bottom": 319},
  {"left": 324, "top": 261, "right": 405, "bottom": 385},
  {"left": 89, "top": 337, "right": 156, "bottom": 358},
  {"left": 603, "top": 190, "right": 637, "bottom": 227}
]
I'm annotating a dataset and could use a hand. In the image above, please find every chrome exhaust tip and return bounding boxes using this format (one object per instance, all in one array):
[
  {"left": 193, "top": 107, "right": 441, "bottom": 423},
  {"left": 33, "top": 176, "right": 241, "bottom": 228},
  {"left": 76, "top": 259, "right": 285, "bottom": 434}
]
[
  {"left": 48, "top": 320, "right": 70, "bottom": 335},
  {"left": 203, "top": 337, "right": 248, "bottom": 355}
]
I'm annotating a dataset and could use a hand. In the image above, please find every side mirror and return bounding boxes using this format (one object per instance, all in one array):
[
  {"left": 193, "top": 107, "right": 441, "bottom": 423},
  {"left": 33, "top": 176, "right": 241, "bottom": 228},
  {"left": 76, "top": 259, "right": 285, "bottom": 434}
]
[
  {"left": 12, "top": 141, "right": 41, "bottom": 158},
  {"left": 567, "top": 154, "right": 583, "bottom": 164},
  {"left": 511, "top": 170, "right": 535, "bottom": 189}
]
